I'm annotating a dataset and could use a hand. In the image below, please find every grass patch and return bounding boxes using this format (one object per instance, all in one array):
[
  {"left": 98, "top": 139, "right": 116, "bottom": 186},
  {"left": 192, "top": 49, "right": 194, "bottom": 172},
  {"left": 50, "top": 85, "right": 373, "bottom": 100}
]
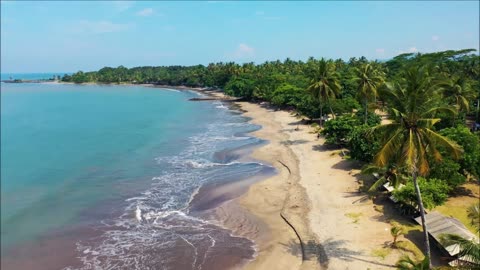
[
  {"left": 345, "top": 212, "right": 362, "bottom": 224},
  {"left": 371, "top": 248, "right": 391, "bottom": 260},
  {"left": 395, "top": 240, "right": 424, "bottom": 261},
  {"left": 435, "top": 184, "right": 479, "bottom": 234}
]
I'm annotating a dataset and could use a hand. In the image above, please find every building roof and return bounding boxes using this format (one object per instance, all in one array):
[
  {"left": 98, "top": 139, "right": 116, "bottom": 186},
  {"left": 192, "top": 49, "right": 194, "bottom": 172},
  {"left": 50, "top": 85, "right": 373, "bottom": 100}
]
[{"left": 414, "top": 211, "right": 479, "bottom": 257}]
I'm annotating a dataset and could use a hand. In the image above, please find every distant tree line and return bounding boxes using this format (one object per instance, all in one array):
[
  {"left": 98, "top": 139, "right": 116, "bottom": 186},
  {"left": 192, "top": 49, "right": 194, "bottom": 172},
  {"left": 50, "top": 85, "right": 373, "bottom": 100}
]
[{"left": 62, "top": 49, "right": 479, "bottom": 121}]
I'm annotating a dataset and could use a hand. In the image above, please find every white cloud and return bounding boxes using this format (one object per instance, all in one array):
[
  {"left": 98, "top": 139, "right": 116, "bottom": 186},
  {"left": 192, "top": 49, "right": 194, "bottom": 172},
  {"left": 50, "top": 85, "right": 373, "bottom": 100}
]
[
  {"left": 432, "top": 35, "right": 440, "bottom": 41},
  {"left": 234, "top": 43, "right": 255, "bottom": 58},
  {"left": 72, "top": 20, "right": 132, "bottom": 34},
  {"left": 136, "top": 8, "right": 154, "bottom": 17},
  {"left": 375, "top": 48, "right": 385, "bottom": 55}
]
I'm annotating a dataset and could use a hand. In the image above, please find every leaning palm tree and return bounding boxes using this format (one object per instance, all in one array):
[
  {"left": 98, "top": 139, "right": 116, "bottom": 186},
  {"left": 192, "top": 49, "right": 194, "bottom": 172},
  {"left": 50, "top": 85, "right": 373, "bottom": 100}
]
[
  {"left": 307, "top": 58, "right": 341, "bottom": 125},
  {"left": 372, "top": 66, "right": 463, "bottom": 266},
  {"left": 354, "top": 63, "right": 385, "bottom": 124}
]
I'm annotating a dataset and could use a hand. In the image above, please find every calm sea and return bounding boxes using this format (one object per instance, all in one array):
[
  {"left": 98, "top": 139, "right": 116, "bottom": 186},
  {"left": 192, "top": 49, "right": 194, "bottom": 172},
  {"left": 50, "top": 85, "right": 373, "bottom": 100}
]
[
  {"left": 1, "top": 73, "right": 71, "bottom": 81},
  {"left": 1, "top": 82, "right": 272, "bottom": 269}
]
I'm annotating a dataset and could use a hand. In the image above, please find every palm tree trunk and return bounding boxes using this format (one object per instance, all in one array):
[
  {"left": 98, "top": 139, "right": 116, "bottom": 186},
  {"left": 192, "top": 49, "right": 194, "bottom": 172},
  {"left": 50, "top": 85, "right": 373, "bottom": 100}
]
[
  {"left": 327, "top": 96, "right": 336, "bottom": 120},
  {"left": 319, "top": 103, "right": 323, "bottom": 126},
  {"left": 364, "top": 97, "right": 368, "bottom": 125},
  {"left": 412, "top": 170, "right": 432, "bottom": 268},
  {"left": 329, "top": 104, "right": 335, "bottom": 120}
]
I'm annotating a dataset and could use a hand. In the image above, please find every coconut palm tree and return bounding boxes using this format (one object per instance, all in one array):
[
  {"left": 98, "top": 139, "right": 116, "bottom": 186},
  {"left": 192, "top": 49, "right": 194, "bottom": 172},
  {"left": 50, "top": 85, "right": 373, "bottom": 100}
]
[
  {"left": 439, "top": 77, "right": 475, "bottom": 125},
  {"left": 390, "top": 222, "right": 406, "bottom": 247},
  {"left": 307, "top": 58, "right": 341, "bottom": 125},
  {"left": 467, "top": 203, "right": 480, "bottom": 233},
  {"left": 372, "top": 66, "right": 463, "bottom": 266},
  {"left": 362, "top": 163, "right": 408, "bottom": 194},
  {"left": 439, "top": 234, "right": 480, "bottom": 267},
  {"left": 354, "top": 63, "right": 385, "bottom": 124}
]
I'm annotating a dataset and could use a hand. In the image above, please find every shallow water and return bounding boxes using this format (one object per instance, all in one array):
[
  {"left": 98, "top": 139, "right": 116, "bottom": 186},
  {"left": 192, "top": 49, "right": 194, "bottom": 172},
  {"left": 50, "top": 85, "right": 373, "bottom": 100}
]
[{"left": 1, "top": 83, "right": 272, "bottom": 269}]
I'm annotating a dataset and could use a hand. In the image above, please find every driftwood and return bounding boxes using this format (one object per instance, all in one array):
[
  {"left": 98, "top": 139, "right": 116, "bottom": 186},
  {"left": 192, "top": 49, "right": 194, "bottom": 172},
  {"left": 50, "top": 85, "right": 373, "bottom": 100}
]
[{"left": 189, "top": 97, "right": 244, "bottom": 102}]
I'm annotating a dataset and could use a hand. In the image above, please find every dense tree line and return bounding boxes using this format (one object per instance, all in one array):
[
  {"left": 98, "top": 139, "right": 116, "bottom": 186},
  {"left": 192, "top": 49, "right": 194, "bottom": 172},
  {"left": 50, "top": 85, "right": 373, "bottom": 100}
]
[{"left": 62, "top": 49, "right": 479, "bottom": 121}]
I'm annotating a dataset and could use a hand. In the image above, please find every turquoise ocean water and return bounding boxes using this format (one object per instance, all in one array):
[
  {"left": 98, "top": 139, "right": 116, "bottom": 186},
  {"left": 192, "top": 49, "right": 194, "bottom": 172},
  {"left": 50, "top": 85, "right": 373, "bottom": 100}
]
[
  {"left": 1, "top": 82, "right": 271, "bottom": 269},
  {"left": 1, "top": 73, "right": 70, "bottom": 80}
]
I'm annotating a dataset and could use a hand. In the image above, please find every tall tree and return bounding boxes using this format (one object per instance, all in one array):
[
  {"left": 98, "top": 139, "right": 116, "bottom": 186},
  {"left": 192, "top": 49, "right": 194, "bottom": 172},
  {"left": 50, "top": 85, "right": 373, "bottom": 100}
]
[
  {"left": 354, "top": 63, "right": 385, "bottom": 124},
  {"left": 440, "top": 76, "right": 474, "bottom": 116},
  {"left": 372, "top": 66, "right": 462, "bottom": 267},
  {"left": 307, "top": 58, "right": 341, "bottom": 125}
]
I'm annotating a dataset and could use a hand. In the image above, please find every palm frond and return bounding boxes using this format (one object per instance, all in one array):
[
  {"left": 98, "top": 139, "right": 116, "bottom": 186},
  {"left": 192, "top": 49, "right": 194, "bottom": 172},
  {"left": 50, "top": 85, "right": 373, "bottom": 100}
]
[
  {"left": 423, "top": 128, "right": 463, "bottom": 160},
  {"left": 440, "top": 234, "right": 480, "bottom": 265}
]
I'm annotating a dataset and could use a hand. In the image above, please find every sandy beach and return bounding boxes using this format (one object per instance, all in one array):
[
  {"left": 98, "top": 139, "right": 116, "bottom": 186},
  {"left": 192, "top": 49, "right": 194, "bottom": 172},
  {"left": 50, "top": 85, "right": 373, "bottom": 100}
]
[{"left": 234, "top": 101, "right": 402, "bottom": 270}]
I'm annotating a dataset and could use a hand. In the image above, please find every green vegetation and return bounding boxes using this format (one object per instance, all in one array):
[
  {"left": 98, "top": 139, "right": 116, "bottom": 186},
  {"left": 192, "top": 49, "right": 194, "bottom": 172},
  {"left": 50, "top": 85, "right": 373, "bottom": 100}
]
[
  {"left": 439, "top": 233, "right": 480, "bottom": 267},
  {"left": 438, "top": 202, "right": 480, "bottom": 268},
  {"left": 390, "top": 222, "right": 406, "bottom": 247},
  {"left": 63, "top": 49, "right": 480, "bottom": 268},
  {"left": 392, "top": 178, "right": 451, "bottom": 210},
  {"left": 344, "top": 212, "right": 362, "bottom": 224},
  {"left": 467, "top": 203, "right": 480, "bottom": 233},
  {"left": 396, "top": 256, "right": 430, "bottom": 270},
  {"left": 371, "top": 247, "right": 391, "bottom": 260}
]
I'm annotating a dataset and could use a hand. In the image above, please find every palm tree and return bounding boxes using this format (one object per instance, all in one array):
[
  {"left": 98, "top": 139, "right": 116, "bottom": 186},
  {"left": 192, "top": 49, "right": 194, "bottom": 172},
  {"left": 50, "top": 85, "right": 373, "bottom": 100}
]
[
  {"left": 354, "top": 63, "right": 385, "bottom": 124},
  {"left": 362, "top": 163, "right": 408, "bottom": 194},
  {"left": 439, "top": 234, "right": 480, "bottom": 267},
  {"left": 467, "top": 203, "right": 480, "bottom": 233},
  {"left": 307, "top": 58, "right": 341, "bottom": 125},
  {"left": 390, "top": 222, "right": 406, "bottom": 247},
  {"left": 396, "top": 256, "right": 430, "bottom": 270},
  {"left": 372, "top": 66, "right": 463, "bottom": 266},
  {"left": 440, "top": 77, "right": 474, "bottom": 125}
]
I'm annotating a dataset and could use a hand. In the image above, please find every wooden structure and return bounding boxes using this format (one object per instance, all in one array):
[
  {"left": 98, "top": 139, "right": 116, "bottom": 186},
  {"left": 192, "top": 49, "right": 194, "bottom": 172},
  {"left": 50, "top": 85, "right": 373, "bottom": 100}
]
[{"left": 414, "top": 211, "right": 479, "bottom": 264}]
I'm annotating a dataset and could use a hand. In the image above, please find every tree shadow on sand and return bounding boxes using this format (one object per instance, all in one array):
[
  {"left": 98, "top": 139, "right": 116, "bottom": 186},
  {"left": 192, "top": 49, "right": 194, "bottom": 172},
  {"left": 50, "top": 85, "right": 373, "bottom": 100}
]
[
  {"left": 281, "top": 238, "right": 396, "bottom": 269},
  {"left": 312, "top": 144, "right": 339, "bottom": 152},
  {"left": 280, "top": 139, "right": 310, "bottom": 146}
]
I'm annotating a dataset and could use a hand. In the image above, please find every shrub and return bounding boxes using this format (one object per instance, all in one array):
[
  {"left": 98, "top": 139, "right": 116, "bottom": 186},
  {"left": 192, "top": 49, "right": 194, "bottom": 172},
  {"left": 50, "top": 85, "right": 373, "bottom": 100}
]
[
  {"left": 271, "top": 83, "right": 303, "bottom": 108},
  {"left": 224, "top": 75, "right": 256, "bottom": 99},
  {"left": 440, "top": 126, "right": 480, "bottom": 180},
  {"left": 355, "top": 110, "right": 381, "bottom": 126},
  {"left": 296, "top": 94, "right": 320, "bottom": 119},
  {"left": 393, "top": 177, "right": 451, "bottom": 210},
  {"left": 321, "top": 115, "right": 361, "bottom": 146},
  {"left": 428, "top": 158, "right": 466, "bottom": 189},
  {"left": 329, "top": 97, "right": 361, "bottom": 115},
  {"left": 348, "top": 125, "right": 381, "bottom": 162}
]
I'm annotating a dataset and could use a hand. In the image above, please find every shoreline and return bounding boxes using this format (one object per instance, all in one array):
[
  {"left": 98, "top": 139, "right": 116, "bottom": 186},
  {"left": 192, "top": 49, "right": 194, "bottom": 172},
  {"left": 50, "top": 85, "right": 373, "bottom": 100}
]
[
  {"left": 5, "top": 82, "right": 412, "bottom": 269},
  {"left": 231, "top": 101, "right": 408, "bottom": 269},
  {"left": 63, "top": 83, "right": 403, "bottom": 269}
]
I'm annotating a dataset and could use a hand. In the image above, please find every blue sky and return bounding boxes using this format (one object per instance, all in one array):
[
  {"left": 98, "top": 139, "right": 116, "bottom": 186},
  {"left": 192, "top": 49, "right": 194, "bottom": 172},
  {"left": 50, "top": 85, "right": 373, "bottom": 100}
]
[{"left": 1, "top": 1, "right": 479, "bottom": 73}]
